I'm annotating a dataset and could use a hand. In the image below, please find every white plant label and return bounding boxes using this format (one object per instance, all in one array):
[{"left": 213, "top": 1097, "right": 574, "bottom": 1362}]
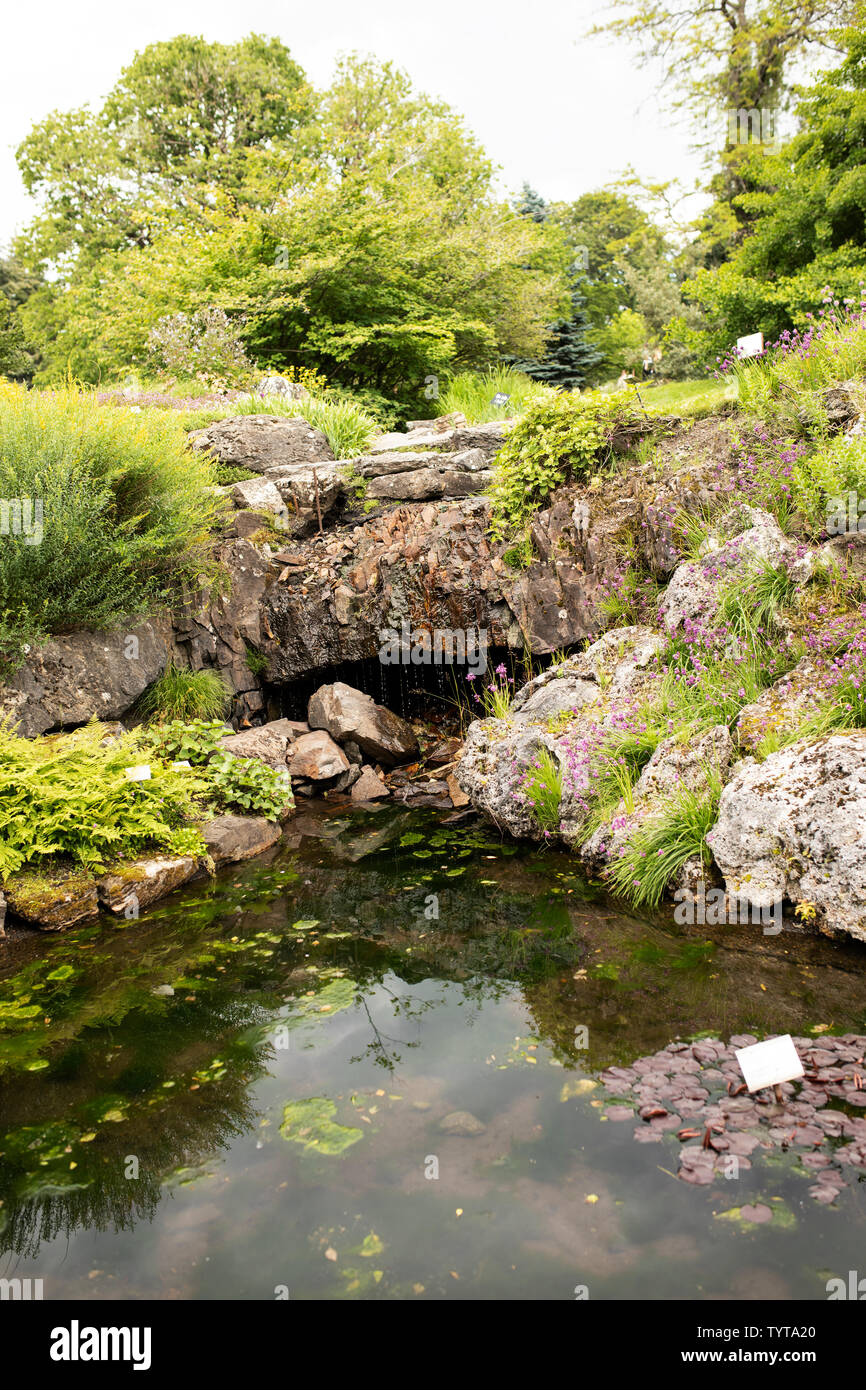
[
  {"left": 170, "top": 761, "right": 191, "bottom": 770},
  {"left": 124, "top": 764, "right": 152, "bottom": 782},
  {"left": 736, "top": 331, "right": 764, "bottom": 359},
  {"left": 735, "top": 1034, "right": 804, "bottom": 1093}
]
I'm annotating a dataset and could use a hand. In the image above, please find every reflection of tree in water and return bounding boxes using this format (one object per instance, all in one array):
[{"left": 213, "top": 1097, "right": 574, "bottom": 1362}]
[{"left": 348, "top": 988, "right": 436, "bottom": 1071}]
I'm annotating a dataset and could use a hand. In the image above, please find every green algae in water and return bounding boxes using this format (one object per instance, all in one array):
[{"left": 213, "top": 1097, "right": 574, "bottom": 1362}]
[{"left": 279, "top": 1097, "right": 364, "bottom": 1156}]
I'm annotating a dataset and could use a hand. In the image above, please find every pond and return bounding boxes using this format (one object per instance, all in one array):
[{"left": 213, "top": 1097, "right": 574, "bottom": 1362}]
[{"left": 1, "top": 804, "right": 865, "bottom": 1301}]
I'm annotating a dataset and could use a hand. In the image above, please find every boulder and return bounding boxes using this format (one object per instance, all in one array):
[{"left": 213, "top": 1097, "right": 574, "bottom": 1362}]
[
  {"left": 97, "top": 855, "right": 199, "bottom": 914},
  {"left": 308, "top": 682, "right": 419, "bottom": 765},
  {"left": 634, "top": 724, "right": 733, "bottom": 800},
  {"left": 188, "top": 415, "right": 334, "bottom": 472},
  {"left": 256, "top": 376, "right": 308, "bottom": 401},
  {"left": 5, "top": 870, "right": 99, "bottom": 931},
  {"left": 200, "top": 814, "right": 282, "bottom": 866},
  {"left": 286, "top": 730, "right": 350, "bottom": 780},
  {"left": 707, "top": 732, "right": 866, "bottom": 940},
  {"left": 735, "top": 657, "right": 823, "bottom": 752},
  {"left": 230, "top": 477, "right": 287, "bottom": 517},
  {"left": 218, "top": 722, "right": 292, "bottom": 769},
  {"left": 0, "top": 617, "right": 175, "bottom": 737},
  {"left": 366, "top": 467, "right": 491, "bottom": 502},
  {"left": 351, "top": 765, "right": 390, "bottom": 801}
]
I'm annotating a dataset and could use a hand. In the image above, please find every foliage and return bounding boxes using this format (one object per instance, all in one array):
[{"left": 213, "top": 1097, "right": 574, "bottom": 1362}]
[
  {"left": 0, "top": 720, "right": 209, "bottom": 878},
  {"left": 17, "top": 51, "right": 569, "bottom": 408},
  {"left": 0, "top": 384, "right": 221, "bottom": 670},
  {"left": 606, "top": 772, "right": 723, "bottom": 909},
  {"left": 488, "top": 389, "right": 638, "bottom": 536},
  {"left": 206, "top": 752, "right": 291, "bottom": 818},
  {"left": 144, "top": 719, "right": 291, "bottom": 818},
  {"left": 0, "top": 300, "right": 31, "bottom": 379},
  {"left": 143, "top": 719, "right": 230, "bottom": 765},
  {"left": 136, "top": 666, "right": 230, "bottom": 723},
  {"left": 438, "top": 368, "right": 552, "bottom": 423},
  {"left": 146, "top": 308, "right": 254, "bottom": 388},
  {"left": 522, "top": 749, "right": 563, "bottom": 834}
]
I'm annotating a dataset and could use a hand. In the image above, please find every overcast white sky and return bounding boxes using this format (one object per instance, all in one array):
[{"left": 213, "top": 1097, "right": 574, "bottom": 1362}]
[{"left": 0, "top": 0, "right": 708, "bottom": 250}]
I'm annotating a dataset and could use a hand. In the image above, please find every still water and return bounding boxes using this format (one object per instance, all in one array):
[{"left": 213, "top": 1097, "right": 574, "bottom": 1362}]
[{"left": 1, "top": 804, "right": 865, "bottom": 1300}]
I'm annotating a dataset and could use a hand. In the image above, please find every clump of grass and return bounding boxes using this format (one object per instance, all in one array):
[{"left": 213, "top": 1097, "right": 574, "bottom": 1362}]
[
  {"left": 716, "top": 561, "right": 799, "bottom": 642},
  {"left": 136, "top": 665, "right": 230, "bottom": 723},
  {"left": 439, "top": 368, "right": 553, "bottom": 423},
  {"left": 183, "top": 391, "right": 378, "bottom": 459},
  {"left": 522, "top": 749, "right": 563, "bottom": 834},
  {"left": 606, "top": 771, "right": 722, "bottom": 909}
]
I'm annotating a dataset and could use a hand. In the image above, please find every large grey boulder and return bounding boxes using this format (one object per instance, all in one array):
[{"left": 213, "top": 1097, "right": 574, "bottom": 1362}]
[
  {"left": 707, "top": 732, "right": 866, "bottom": 940},
  {"left": 0, "top": 617, "right": 174, "bottom": 737},
  {"left": 308, "top": 682, "right": 419, "bottom": 765},
  {"left": 188, "top": 415, "right": 334, "bottom": 472},
  {"left": 218, "top": 721, "right": 292, "bottom": 769},
  {"left": 366, "top": 468, "right": 491, "bottom": 502}
]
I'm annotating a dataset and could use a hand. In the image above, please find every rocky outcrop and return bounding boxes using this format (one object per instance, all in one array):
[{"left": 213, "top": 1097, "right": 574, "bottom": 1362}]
[
  {"left": 0, "top": 617, "right": 175, "bottom": 737},
  {"left": 308, "top": 681, "right": 419, "bottom": 765},
  {"left": 189, "top": 415, "right": 334, "bottom": 471},
  {"left": 456, "top": 627, "right": 664, "bottom": 841},
  {"left": 659, "top": 505, "right": 793, "bottom": 635},
  {"left": 707, "top": 732, "right": 866, "bottom": 941},
  {"left": 351, "top": 765, "right": 390, "bottom": 801}
]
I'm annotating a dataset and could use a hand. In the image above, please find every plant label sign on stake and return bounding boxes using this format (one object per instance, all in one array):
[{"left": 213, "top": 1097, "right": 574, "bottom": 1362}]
[
  {"left": 735, "top": 1035, "right": 804, "bottom": 1098},
  {"left": 124, "top": 765, "right": 152, "bottom": 782},
  {"left": 736, "top": 331, "right": 764, "bottom": 359}
]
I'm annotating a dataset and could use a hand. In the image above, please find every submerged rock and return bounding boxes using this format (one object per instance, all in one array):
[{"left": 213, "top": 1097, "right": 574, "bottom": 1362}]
[{"left": 439, "top": 1110, "right": 486, "bottom": 1136}]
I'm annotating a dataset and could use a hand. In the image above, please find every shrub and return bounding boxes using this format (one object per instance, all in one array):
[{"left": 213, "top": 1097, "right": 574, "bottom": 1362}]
[
  {"left": 147, "top": 307, "right": 254, "bottom": 388},
  {"left": 488, "top": 390, "right": 638, "bottom": 537},
  {"left": 136, "top": 665, "right": 230, "bottom": 723},
  {"left": 144, "top": 719, "right": 292, "bottom": 818},
  {"left": 0, "top": 720, "right": 209, "bottom": 878},
  {"left": 0, "top": 384, "right": 221, "bottom": 672}
]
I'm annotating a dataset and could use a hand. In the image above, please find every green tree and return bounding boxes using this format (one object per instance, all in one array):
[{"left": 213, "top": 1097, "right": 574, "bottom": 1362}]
[{"left": 686, "top": 7, "right": 866, "bottom": 345}]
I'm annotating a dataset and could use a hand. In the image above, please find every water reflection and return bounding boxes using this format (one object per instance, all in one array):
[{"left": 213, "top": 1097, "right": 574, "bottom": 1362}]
[{"left": 1, "top": 805, "right": 865, "bottom": 1298}]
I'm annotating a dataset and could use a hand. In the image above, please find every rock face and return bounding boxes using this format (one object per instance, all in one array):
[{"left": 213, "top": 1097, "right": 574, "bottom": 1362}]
[
  {"left": 0, "top": 617, "right": 174, "bottom": 737},
  {"left": 708, "top": 732, "right": 866, "bottom": 940},
  {"left": 200, "top": 814, "right": 282, "bottom": 866},
  {"left": 188, "top": 415, "right": 334, "bottom": 471},
  {"left": 230, "top": 477, "right": 287, "bottom": 517},
  {"left": 308, "top": 681, "right": 419, "bottom": 765},
  {"left": 287, "top": 729, "right": 350, "bottom": 780}
]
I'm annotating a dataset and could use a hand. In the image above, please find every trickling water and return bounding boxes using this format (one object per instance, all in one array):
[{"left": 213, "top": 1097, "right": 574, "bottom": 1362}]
[{"left": 2, "top": 804, "right": 861, "bottom": 1300}]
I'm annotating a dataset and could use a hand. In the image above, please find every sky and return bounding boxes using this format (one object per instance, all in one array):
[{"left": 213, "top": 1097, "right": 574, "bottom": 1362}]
[{"left": 0, "top": 0, "right": 709, "bottom": 251}]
